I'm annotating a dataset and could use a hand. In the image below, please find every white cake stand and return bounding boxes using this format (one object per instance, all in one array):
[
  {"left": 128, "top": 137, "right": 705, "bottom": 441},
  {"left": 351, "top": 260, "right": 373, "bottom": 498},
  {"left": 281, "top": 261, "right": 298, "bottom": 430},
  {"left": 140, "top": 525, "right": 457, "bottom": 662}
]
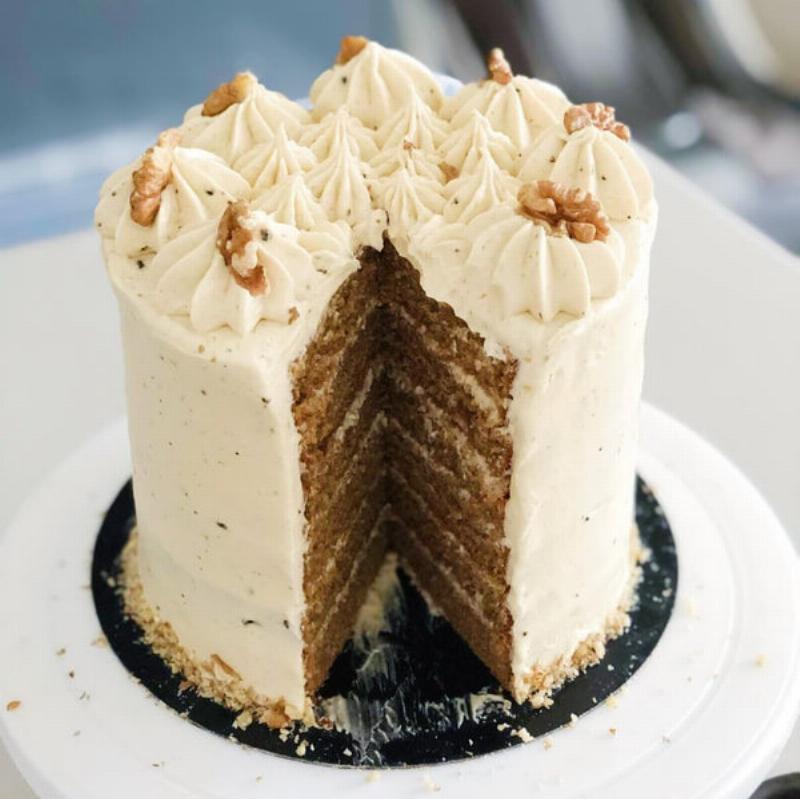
[{"left": 0, "top": 403, "right": 798, "bottom": 799}]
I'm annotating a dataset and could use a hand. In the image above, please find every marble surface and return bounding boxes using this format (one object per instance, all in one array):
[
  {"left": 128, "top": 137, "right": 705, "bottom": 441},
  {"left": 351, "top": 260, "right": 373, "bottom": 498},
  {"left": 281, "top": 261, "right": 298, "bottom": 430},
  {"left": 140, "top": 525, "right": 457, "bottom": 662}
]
[{"left": 1, "top": 152, "right": 798, "bottom": 796}]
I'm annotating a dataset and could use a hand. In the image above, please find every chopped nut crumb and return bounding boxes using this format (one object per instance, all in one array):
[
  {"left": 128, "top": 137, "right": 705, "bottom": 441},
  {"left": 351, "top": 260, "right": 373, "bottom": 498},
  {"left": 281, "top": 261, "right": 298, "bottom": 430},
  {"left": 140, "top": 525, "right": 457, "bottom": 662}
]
[
  {"left": 233, "top": 709, "right": 253, "bottom": 730},
  {"left": 366, "top": 771, "right": 381, "bottom": 783},
  {"left": 336, "top": 35, "right": 369, "bottom": 65},
  {"left": 91, "top": 634, "right": 108, "bottom": 648},
  {"left": 208, "top": 653, "right": 240, "bottom": 679},
  {"left": 422, "top": 773, "right": 441, "bottom": 792},
  {"left": 295, "top": 739, "right": 307, "bottom": 757},
  {"left": 6, "top": 700, "right": 21, "bottom": 712},
  {"left": 568, "top": 713, "right": 579, "bottom": 727},
  {"left": 56, "top": 647, "right": 66, "bottom": 657},
  {"left": 439, "top": 161, "right": 459, "bottom": 182},
  {"left": 542, "top": 736, "right": 553, "bottom": 750},
  {"left": 609, "top": 727, "right": 618, "bottom": 736},
  {"left": 564, "top": 102, "right": 630, "bottom": 141},
  {"left": 487, "top": 47, "right": 513, "bottom": 85},
  {"left": 216, "top": 201, "right": 267, "bottom": 296},
  {"left": 202, "top": 72, "right": 255, "bottom": 117},
  {"left": 755, "top": 654, "right": 767, "bottom": 667},
  {"left": 518, "top": 180, "right": 610, "bottom": 243},
  {"left": 512, "top": 727, "right": 533, "bottom": 743}
]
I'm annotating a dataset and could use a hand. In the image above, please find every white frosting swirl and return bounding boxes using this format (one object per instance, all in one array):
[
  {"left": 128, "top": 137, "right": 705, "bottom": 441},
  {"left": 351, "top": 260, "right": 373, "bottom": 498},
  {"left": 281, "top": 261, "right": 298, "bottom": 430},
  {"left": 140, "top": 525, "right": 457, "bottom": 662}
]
[
  {"left": 374, "top": 169, "right": 445, "bottom": 235},
  {"left": 517, "top": 124, "right": 654, "bottom": 220},
  {"left": 233, "top": 124, "right": 315, "bottom": 191},
  {"left": 152, "top": 212, "right": 319, "bottom": 334},
  {"left": 305, "top": 140, "right": 387, "bottom": 249},
  {"left": 310, "top": 41, "right": 443, "bottom": 128},
  {"left": 442, "top": 149, "right": 518, "bottom": 224},
  {"left": 438, "top": 109, "right": 517, "bottom": 173},
  {"left": 253, "top": 174, "right": 328, "bottom": 230},
  {"left": 374, "top": 91, "right": 448, "bottom": 151},
  {"left": 468, "top": 207, "right": 624, "bottom": 322},
  {"left": 443, "top": 75, "right": 569, "bottom": 151},
  {"left": 370, "top": 142, "right": 443, "bottom": 180},
  {"left": 95, "top": 147, "right": 250, "bottom": 257},
  {"left": 182, "top": 82, "right": 310, "bottom": 163},
  {"left": 298, "top": 107, "right": 378, "bottom": 161}
]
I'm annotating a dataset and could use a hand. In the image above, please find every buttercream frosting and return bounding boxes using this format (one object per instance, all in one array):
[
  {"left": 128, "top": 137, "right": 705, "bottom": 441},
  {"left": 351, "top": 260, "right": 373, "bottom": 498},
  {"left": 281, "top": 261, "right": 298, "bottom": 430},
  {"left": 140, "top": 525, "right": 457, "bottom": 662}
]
[
  {"left": 443, "top": 73, "right": 570, "bottom": 151},
  {"left": 233, "top": 124, "right": 315, "bottom": 191},
  {"left": 95, "top": 146, "right": 250, "bottom": 257},
  {"left": 152, "top": 210, "right": 319, "bottom": 334},
  {"left": 468, "top": 206, "right": 624, "bottom": 321},
  {"left": 309, "top": 40, "right": 443, "bottom": 128},
  {"left": 299, "top": 107, "right": 378, "bottom": 161},
  {"left": 518, "top": 123, "right": 654, "bottom": 220},
  {"left": 438, "top": 109, "right": 517, "bottom": 173},
  {"left": 182, "top": 76, "right": 310, "bottom": 162}
]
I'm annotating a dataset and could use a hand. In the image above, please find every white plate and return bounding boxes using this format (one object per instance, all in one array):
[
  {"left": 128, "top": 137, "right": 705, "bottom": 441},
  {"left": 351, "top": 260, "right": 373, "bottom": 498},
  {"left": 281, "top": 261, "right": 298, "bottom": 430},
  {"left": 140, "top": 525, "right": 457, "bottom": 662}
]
[{"left": 0, "top": 403, "right": 798, "bottom": 799}]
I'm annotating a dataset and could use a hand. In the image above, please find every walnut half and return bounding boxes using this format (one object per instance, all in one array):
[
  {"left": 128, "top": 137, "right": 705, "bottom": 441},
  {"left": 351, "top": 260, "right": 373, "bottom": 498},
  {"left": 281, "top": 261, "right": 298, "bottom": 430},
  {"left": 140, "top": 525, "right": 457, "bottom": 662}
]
[
  {"left": 518, "top": 180, "right": 610, "bottom": 243},
  {"left": 216, "top": 201, "right": 267, "bottom": 296},
  {"left": 336, "top": 35, "right": 369, "bottom": 65},
  {"left": 487, "top": 47, "right": 513, "bottom": 85},
  {"left": 202, "top": 72, "right": 256, "bottom": 117},
  {"left": 129, "top": 128, "right": 181, "bottom": 227},
  {"left": 564, "top": 102, "right": 631, "bottom": 142}
]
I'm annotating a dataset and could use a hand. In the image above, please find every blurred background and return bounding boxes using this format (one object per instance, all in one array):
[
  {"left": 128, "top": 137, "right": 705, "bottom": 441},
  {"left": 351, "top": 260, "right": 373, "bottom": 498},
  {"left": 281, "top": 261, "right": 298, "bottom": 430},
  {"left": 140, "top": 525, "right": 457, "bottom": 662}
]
[{"left": 2, "top": 0, "right": 800, "bottom": 252}]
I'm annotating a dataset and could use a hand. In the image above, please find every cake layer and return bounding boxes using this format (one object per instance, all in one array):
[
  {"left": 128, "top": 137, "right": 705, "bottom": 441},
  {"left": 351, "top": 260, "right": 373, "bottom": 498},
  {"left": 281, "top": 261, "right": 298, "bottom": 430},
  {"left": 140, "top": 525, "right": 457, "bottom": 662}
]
[
  {"left": 375, "top": 241, "right": 518, "bottom": 691},
  {"left": 390, "top": 519, "right": 513, "bottom": 689}
]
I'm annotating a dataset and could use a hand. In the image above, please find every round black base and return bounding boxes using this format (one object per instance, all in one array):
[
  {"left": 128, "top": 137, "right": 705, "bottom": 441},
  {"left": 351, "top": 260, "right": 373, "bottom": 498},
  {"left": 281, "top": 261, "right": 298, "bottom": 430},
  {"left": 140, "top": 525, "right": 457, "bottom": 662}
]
[{"left": 92, "top": 477, "right": 677, "bottom": 768}]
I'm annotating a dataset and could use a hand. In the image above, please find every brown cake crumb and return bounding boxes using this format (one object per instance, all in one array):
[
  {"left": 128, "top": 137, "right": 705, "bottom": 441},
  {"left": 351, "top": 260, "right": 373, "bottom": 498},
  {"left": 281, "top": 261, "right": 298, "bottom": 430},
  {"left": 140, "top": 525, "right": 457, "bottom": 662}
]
[
  {"left": 564, "top": 102, "right": 631, "bottom": 142},
  {"left": 202, "top": 72, "right": 255, "bottom": 117},
  {"left": 129, "top": 129, "right": 180, "bottom": 226},
  {"left": 336, "top": 35, "right": 368, "bottom": 65},
  {"left": 487, "top": 47, "right": 513, "bottom": 85},
  {"left": 518, "top": 180, "right": 610, "bottom": 243},
  {"left": 216, "top": 201, "right": 267, "bottom": 296}
]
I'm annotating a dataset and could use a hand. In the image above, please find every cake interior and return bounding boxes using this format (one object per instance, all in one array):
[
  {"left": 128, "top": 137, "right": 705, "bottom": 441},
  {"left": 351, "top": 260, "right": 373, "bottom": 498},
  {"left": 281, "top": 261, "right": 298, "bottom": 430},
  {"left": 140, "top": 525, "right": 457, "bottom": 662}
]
[{"left": 291, "top": 240, "right": 518, "bottom": 696}]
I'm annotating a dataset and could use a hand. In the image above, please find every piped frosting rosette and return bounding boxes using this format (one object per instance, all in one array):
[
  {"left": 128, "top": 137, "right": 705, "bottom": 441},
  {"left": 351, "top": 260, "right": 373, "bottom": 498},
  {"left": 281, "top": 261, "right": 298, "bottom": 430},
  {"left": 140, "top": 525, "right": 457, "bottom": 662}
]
[
  {"left": 517, "top": 103, "right": 653, "bottom": 220},
  {"left": 442, "top": 49, "right": 570, "bottom": 151},
  {"left": 310, "top": 37, "right": 443, "bottom": 128},
  {"left": 95, "top": 131, "right": 250, "bottom": 258},
  {"left": 299, "top": 107, "right": 378, "bottom": 161},
  {"left": 468, "top": 182, "right": 624, "bottom": 322},
  {"left": 181, "top": 72, "right": 310, "bottom": 163},
  {"left": 152, "top": 201, "right": 337, "bottom": 335},
  {"left": 305, "top": 134, "right": 387, "bottom": 250},
  {"left": 233, "top": 124, "right": 315, "bottom": 191}
]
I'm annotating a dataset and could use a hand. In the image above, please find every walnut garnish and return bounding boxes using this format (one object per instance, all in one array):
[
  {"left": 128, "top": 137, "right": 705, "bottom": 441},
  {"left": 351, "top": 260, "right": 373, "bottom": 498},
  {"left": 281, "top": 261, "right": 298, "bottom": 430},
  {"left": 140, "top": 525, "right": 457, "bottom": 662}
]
[
  {"left": 439, "top": 162, "right": 459, "bottom": 183},
  {"left": 129, "top": 128, "right": 181, "bottom": 226},
  {"left": 487, "top": 47, "right": 513, "bottom": 85},
  {"left": 336, "top": 35, "right": 369, "bottom": 66},
  {"left": 216, "top": 201, "right": 267, "bottom": 296},
  {"left": 518, "top": 180, "right": 610, "bottom": 243},
  {"left": 564, "top": 102, "right": 631, "bottom": 141},
  {"left": 202, "top": 72, "right": 256, "bottom": 117}
]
